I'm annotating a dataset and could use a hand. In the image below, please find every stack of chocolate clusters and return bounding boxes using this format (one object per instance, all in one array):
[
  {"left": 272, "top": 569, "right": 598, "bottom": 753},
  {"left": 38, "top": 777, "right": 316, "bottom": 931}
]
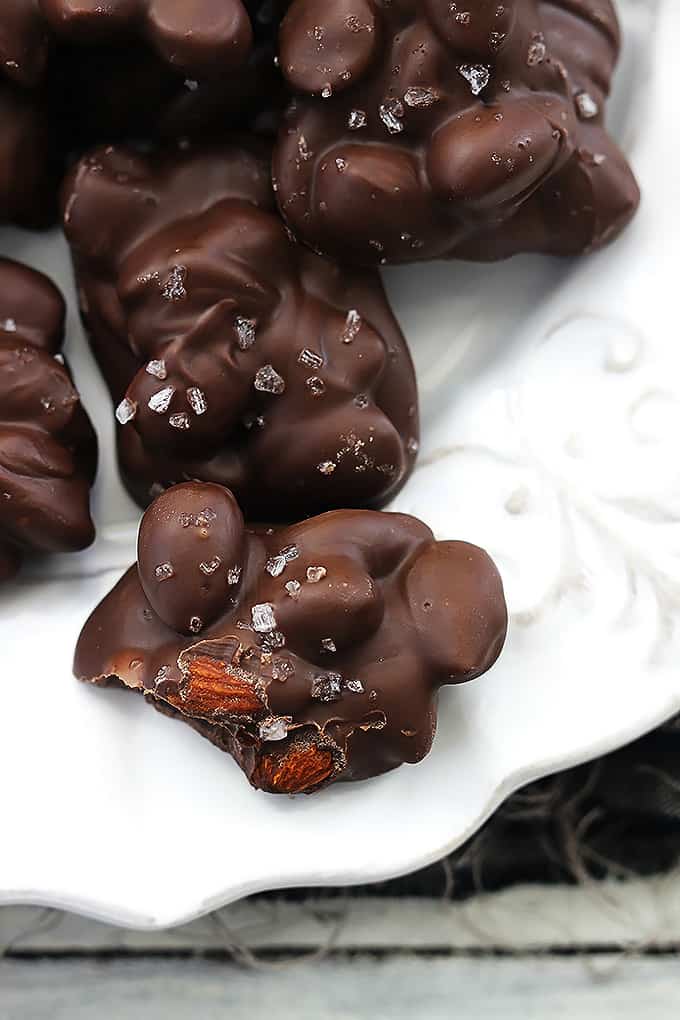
[{"left": 1, "top": 1, "right": 638, "bottom": 793}]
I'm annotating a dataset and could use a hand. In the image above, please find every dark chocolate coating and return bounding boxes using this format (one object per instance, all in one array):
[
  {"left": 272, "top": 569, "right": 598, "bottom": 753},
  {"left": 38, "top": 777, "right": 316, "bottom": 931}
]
[
  {"left": 273, "top": 0, "right": 640, "bottom": 266},
  {"left": 0, "top": 82, "right": 54, "bottom": 227},
  {"left": 46, "top": 1, "right": 289, "bottom": 149},
  {"left": 0, "top": 258, "right": 97, "bottom": 582},
  {"left": 61, "top": 142, "right": 418, "bottom": 517},
  {"left": 74, "top": 481, "right": 507, "bottom": 793},
  {"left": 51, "top": 35, "right": 285, "bottom": 151},
  {"left": 40, "top": 0, "right": 254, "bottom": 77},
  {"left": 0, "top": 4, "right": 54, "bottom": 226},
  {"left": 0, "top": 0, "right": 50, "bottom": 88}
]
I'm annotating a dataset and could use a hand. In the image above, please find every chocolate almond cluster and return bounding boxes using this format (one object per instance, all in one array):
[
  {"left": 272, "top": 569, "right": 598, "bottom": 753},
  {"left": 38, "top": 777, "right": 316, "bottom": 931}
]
[
  {"left": 75, "top": 482, "right": 508, "bottom": 793},
  {"left": 273, "top": 0, "right": 640, "bottom": 265},
  {"left": 0, "top": 258, "right": 96, "bottom": 581},
  {"left": 0, "top": 2, "right": 53, "bottom": 226},
  {"left": 40, "top": 0, "right": 254, "bottom": 76},
  {"left": 0, "top": 0, "right": 641, "bottom": 792},
  {"left": 62, "top": 142, "right": 419, "bottom": 517}
]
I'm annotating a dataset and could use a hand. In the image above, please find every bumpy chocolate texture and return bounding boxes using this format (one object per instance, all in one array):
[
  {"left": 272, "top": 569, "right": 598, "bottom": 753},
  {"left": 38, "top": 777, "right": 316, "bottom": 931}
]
[
  {"left": 75, "top": 482, "right": 507, "bottom": 793},
  {"left": 62, "top": 142, "right": 418, "bottom": 517},
  {"left": 273, "top": 0, "right": 640, "bottom": 266},
  {"left": 1, "top": 0, "right": 49, "bottom": 87},
  {"left": 41, "top": 0, "right": 254, "bottom": 76},
  {"left": 0, "top": 258, "right": 97, "bottom": 582},
  {"left": 0, "top": 2, "right": 53, "bottom": 226},
  {"left": 45, "top": 2, "right": 288, "bottom": 147}
]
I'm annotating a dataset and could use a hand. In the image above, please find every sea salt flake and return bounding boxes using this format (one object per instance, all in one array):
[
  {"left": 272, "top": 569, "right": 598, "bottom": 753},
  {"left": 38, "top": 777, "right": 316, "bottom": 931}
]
[
  {"left": 272, "top": 658, "right": 295, "bottom": 681},
  {"left": 169, "top": 412, "right": 191, "bottom": 430},
  {"left": 317, "top": 460, "right": 336, "bottom": 476},
  {"left": 1, "top": 318, "right": 17, "bottom": 332},
  {"left": 115, "top": 398, "right": 137, "bottom": 424},
  {"left": 348, "top": 109, "right": 367, "bottom": 130},
  {"left": 235, "top": 316, "right": 257, "bottom": 349},
  {"left": 407, "top": 437, "right": 419, "bottom": 455},
  {"left": 404, "top": 86, "right": 438, "bottom": 108},
  {"left": 354, "top": 393, "right": 369, "bottom": 409},
  {"left": 345, "top": 14, "right": 370, "bottom": 32},
  {"left": 311, "top": 673, "right": 342, "bottom": 702},
  {"left": 341, "top": 309, "right": 362, "bottom": 344},
  {"left": 306, "top": 565, "right": 327, "bottom": 583},
  {"left": 298, "top": 348, "right": 324, "bottom": 369},
  {"left": 146, "top": 359, "right": 167, "bottom": 380},
  {"left": 228, "top": 565, "right": 242, "bottom": 585},
  {"left": 155, "top": 562, "right": 175, "bottom": 582},
  {"left": 335, "top": 157, "right": 347, "bottom": 173},
  {"left": 187, "top": 386, "right": 207, "bottom": 415},
  {"left": 458, "top": 63, "right": 491, "bottom": 96},
  {"left": 137, "top": 270, "right": 159, "bottom": 285},
  {"left": 199, "top": 556, "right": 222, "bottom": 575},
  {"left": 575, "top": 91, "right": 599, "bottom": 119},
  {"left": 306, "top": 376, "right": 326, "bottom": 396},
  {"left": 161, "top": 265, "right": 187, "bottom": 301},
  {"left": 346, "top": 679, "right": 364, "bottom": 694},
  {"left": 261, "top": 629, "right": 286, "bottom": 651},
  {"left": 527, "top": 34, "right": 546, "bottom": 66},
  {"left": 254, "top": 365, "right": 285, "bottom": 394},
  {"left": 252, "top": 602, "right": 277, "bottom": 633},
  {"left": 189, "top": 616, "right": 203, "bottom": 634},
  {"left": 321, "top": 637, "right": 337, "bottom": 652},
  {"left": 266, "top": 555, "right": 287, "bottom": 577},
  {"left": 379, "top": 98, "right": 404, "bottom": 134},
  {"left": 321, "top": 83, "right": 333, "bottom": 98},
  {"left": 285, "top": 580, "right": 301, "bottom": 599},
  {"left": 148, "top": 386, "right": 175, "bottom": 414},
  {"left": 297, "top": 135, "right": 312, "bottom": 161},
  {"left": 259, "top": 717, "right": 289, "bottom": 741}
]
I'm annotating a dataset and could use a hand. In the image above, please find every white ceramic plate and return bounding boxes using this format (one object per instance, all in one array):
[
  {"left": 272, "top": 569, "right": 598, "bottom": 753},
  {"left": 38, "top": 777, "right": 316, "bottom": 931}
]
[{"left": 1, "top": 0, "right": 676, "bottom": 930}]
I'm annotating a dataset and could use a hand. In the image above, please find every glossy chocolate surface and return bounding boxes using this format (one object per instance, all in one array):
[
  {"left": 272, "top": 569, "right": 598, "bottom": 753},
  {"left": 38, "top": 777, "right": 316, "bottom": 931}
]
[
  {"left": 62, "top": 142, "right": 418, "bottom": 517},
  {"left": 47, "top": 1, "right": 288, "bottom": 148},
  {"left": 0, "top": 258, "right": 97, "bottom": 582},
  {"left": 75, "top": 481, "right": 508, "bottom": 793},
  {"left": 0, "top": 3, "right": 54, "bottom": 225},
  {"left": 41, "top": 0, "right": 254, "bottom": 77},
  {"left": 273, "top": 0, "right": 639, "bottom": 266}
]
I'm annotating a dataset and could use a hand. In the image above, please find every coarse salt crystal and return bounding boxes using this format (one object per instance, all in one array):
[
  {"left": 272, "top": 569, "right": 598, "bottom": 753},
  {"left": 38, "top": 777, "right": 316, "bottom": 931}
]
[
  {"left": 252, "top": 602, "right": 277, "bottom": 633},
  {"left": 115, "top": 397, "right": 137, "bottom": 424},
  {"left": 306, "top": 566, "right": 327, "bottom": 583},
  {"left": 148, "top": 386, "right": 175, "bottom": 414}
]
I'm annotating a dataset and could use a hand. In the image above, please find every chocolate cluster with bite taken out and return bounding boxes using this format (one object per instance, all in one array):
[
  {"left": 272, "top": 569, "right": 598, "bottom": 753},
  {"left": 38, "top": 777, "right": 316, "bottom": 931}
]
[
  {"left": 273, "top": 0, "right": 639, "bottom": 266},
  {"left": 75, "top": 481, "right": 507, "bottom": 793},
  {"left": 0, "top": 258, "right": 97, "bottom": 582},
  {"left": 62, "top": 141, "right": 419, "bottom": 518},
  {"left": 0, "top": 2, "right": 54, "bottom": 226}
]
